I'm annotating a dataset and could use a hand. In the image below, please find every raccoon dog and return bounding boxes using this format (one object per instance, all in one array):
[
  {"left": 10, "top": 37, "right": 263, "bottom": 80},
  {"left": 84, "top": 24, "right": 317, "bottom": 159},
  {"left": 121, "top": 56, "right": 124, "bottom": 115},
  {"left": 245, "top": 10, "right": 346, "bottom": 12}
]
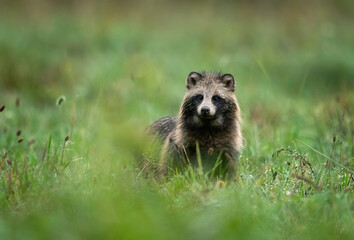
[{"left": 147, "top": 71, "right": 243, "bottom": 178}]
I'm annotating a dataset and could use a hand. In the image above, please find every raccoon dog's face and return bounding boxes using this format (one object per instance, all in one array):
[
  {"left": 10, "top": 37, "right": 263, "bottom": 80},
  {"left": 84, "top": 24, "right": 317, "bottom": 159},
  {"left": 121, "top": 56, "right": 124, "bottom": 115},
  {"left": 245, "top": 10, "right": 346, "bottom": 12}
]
[{"left": 180, "top": 72, "right": 237, "bottom": 128}]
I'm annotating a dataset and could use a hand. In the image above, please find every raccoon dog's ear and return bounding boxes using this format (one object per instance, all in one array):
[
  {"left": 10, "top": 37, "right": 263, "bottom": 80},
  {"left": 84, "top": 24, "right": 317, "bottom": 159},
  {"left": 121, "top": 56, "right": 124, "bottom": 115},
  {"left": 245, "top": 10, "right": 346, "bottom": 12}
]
[
  {"left": 221, "top": 74, "right": 235, "bottom": 92},
  {"left": 186, "top": 72, "right": 203, "bottom": 89}
]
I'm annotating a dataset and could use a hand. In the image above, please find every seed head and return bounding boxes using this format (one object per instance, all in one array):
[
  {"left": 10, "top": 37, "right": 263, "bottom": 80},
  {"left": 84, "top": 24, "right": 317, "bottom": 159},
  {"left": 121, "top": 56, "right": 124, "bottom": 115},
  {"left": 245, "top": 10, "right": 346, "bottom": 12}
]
[
  {"left": 28, "top": 139, "right": 36, "bottom": 146},
  {"left": 332, "top": 136, "right": 336, "bottom": 143},
  {"left": 16, "top": 130, "right": 22, "bottom": 136},
  {"left": 56, "top": 96, "right": 66, "bottom": 107},
  {"left": 65, "top": 136, "right": 70, "bottom": 142},
  {"left": 325, "top": 160, "right": 329, "bottom": 168},
  {"left": 0, "top": 105, "right": 5, "bottom": 112},
  {"left": 18, "top": 138, "right": 24, "bottom": 143}
]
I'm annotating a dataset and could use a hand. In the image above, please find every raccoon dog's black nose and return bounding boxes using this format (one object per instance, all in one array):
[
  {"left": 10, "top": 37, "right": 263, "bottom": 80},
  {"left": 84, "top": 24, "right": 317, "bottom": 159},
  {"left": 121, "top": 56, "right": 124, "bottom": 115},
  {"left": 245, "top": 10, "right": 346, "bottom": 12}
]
[{"left": 201, "top": 106, "right": 210, "bottom": 115}]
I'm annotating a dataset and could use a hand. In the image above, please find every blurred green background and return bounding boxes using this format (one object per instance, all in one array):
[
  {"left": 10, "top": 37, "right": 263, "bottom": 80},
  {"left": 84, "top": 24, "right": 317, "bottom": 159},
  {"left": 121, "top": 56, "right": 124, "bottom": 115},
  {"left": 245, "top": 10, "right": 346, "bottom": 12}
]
[{"left": 0, "top": 0, "right": 353, "bottom": 239}]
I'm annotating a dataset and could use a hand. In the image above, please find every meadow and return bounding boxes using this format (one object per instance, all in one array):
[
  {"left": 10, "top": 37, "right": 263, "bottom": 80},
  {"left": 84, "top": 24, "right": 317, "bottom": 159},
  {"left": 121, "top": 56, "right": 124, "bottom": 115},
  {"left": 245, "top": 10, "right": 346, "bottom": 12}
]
[{"left": 0, "top": 1, "right": 353, "bottom": 239}]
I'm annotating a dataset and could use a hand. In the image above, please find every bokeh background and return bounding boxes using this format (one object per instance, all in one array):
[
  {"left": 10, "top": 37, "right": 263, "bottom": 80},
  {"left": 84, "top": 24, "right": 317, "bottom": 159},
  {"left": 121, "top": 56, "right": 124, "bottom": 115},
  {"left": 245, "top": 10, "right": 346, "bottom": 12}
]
[{"left": 0, "top": 0, "right": 353, "bottom": 239}]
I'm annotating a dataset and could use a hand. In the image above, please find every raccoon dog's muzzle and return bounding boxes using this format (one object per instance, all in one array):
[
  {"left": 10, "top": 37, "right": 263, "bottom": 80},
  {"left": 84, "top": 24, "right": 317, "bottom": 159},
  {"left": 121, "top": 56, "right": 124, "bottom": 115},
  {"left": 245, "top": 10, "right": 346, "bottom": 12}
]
[{"left": 197, "top": 100, "right": 216, "bottom": 120}]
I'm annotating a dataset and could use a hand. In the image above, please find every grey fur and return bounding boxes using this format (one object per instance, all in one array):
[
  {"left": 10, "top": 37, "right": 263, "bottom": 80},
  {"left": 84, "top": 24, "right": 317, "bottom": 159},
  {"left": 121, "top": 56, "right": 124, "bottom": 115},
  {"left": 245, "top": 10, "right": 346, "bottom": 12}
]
[{"left": 148, "top": 71, "right": 243, "bottom": 178}]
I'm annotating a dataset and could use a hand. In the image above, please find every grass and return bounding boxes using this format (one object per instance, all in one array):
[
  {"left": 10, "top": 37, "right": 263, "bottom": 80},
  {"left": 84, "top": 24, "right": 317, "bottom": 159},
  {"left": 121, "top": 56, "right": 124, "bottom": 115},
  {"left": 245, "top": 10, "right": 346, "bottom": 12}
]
[{"left": 0, "top": 1, "right": 353, "bottom": 239}]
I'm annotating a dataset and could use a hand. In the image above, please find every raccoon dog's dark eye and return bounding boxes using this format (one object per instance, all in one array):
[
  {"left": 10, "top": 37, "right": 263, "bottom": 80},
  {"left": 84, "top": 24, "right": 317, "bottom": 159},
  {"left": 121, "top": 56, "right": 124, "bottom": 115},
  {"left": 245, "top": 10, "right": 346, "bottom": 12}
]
[
  {"left": 212, "top": 95, "right": 221, "bottom": 102},
  {"left": 196, "top": 95, "right": 203, "bottom": 101}
]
